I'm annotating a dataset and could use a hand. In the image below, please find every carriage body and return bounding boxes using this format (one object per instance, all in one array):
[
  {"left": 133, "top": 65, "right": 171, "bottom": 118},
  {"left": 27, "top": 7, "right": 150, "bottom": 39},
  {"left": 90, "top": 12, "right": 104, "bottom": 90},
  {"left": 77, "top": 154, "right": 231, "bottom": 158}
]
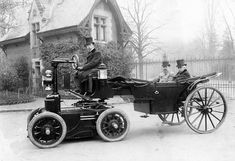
[{"left": 27, "top": 58, "right": 227, "bottom": 149}]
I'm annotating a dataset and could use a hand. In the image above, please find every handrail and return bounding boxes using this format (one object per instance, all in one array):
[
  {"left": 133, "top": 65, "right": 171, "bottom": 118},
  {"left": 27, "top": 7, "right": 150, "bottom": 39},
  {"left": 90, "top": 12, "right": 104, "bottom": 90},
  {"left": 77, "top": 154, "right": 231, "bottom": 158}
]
[{"left": 187, "top": 72, "right": 222, "bottom": 90}]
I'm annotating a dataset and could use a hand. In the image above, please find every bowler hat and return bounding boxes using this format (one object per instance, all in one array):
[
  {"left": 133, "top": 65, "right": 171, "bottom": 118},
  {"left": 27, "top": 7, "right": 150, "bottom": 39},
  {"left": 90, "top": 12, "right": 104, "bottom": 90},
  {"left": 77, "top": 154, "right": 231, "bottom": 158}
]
[
  {"left": 176, "top": 59, "right": 187, "bottom": 68},
  {"left": 85, "top": 37, "right": 94, "bottom": 46},
  {"left": 162, "top": 61, "right": 170, "bottom": 67}
]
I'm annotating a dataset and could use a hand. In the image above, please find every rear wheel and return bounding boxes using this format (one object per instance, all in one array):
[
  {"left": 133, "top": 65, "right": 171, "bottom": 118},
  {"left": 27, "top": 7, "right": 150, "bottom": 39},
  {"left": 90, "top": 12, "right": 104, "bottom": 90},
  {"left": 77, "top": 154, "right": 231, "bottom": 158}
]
[
  {"left": 96, "top": 108, "right": 130, "bottom": 142},
  {"left": 184, "top": 87, "right": 227, "bottom": 134},
  {"left": 158, "top": 106, "right": 185, "bottom": 125},
  {"left": 28, "top": 112, "right": 67, "bottom": 148}
]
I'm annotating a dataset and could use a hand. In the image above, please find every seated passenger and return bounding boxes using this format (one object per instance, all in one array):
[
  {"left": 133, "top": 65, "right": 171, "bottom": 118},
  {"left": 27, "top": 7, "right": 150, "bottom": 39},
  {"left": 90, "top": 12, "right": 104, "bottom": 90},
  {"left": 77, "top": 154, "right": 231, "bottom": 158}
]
[
  {"left": 154, "top": 60, "right": 174, "bottom": 82},
  {"left": 173, "top": 59, "right": 191, "bottom": 82},
  {"left": 74, "top": 37, "right": 102, "bottom": 93}
]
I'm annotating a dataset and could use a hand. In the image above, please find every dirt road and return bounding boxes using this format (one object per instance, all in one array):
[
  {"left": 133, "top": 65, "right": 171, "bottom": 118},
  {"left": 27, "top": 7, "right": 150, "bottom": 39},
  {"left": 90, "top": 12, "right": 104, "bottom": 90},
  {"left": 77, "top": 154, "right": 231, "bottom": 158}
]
[{"left": 0, "top": 101, "right": 235, "bottom": 161}]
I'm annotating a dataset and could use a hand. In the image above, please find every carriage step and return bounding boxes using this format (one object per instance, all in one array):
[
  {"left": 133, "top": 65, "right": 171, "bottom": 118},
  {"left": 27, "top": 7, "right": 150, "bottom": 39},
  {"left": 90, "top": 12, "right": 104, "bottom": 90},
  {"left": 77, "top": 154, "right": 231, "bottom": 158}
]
[
  {"left": 140, "top": 114, "right": 149, "bottom": 118},
  {"left": 161, "top": 121, "right": 179, "bottom": 126}
]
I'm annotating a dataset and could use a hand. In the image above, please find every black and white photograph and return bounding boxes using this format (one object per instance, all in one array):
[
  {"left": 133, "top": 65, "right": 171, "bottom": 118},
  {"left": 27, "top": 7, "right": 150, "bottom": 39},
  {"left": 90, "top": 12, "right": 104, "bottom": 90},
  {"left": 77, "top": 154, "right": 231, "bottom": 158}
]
[{"left": 0, "top": 0, "right": 235, "bottom": 161}]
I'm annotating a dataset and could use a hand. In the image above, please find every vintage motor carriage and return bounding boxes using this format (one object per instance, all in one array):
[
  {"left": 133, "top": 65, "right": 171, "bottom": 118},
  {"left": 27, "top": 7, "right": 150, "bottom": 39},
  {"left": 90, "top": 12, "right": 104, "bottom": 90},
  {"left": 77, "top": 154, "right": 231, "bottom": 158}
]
[{"left": 27, "top": 55, "right": 227, "bottom": 148}]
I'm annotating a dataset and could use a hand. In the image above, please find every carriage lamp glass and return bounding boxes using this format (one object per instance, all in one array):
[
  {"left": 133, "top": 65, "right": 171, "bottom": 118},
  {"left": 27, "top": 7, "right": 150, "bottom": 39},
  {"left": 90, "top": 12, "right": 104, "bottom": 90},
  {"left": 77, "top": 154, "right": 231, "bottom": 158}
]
[
  {"left": 98, "top": 63, "right": 107, "bottom": 79},
  {"left": 43, "top": 70, "right": 53, "bottom": 91}
]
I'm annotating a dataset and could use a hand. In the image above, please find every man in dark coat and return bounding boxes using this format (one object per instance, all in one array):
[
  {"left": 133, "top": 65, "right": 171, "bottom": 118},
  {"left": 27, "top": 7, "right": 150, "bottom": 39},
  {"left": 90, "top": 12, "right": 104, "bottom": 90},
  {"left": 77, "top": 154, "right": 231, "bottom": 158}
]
[
  {"left": 74, "top": 37, "right": 102, "bottom": 92},
  {"left": 173, "top": 59, "right": 191, "bottom": 82}
]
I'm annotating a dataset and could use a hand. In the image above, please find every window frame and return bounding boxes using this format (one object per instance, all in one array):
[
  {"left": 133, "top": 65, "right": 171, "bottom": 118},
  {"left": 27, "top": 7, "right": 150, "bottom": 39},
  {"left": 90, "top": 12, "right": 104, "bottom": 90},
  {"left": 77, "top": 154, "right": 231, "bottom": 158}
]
[{"left": 93, "top": 15, "right": 107, "bottom": 42}]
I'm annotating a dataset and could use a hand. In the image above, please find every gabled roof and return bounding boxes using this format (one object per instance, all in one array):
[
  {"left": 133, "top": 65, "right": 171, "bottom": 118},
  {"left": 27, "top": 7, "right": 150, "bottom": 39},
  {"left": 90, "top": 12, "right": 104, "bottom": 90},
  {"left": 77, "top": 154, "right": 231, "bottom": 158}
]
[
  {"left": 39, "top": 0, "right": 131, "bottom": 36},
  {"left": 0, "top": 0, "right": 132, "bottom": 45},
  {"left": 0, "top": 7, "right": 29, "bottom": 46},
  {"left": 39, "top": 0, "right": 96, "bottom": 34}
]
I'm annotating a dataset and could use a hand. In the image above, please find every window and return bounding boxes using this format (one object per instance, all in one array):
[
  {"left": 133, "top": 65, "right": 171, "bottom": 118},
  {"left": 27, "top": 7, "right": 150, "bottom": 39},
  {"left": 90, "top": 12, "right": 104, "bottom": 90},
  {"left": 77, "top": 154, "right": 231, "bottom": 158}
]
[
  {"left": 93, "top": 16, "right": 106, "bottom": 41},
  {"left": 35, "top": 61, "right": 41, "bottom": 77},
  {"left": 32, "top": 22, "right": 40, "bottom": 46}
]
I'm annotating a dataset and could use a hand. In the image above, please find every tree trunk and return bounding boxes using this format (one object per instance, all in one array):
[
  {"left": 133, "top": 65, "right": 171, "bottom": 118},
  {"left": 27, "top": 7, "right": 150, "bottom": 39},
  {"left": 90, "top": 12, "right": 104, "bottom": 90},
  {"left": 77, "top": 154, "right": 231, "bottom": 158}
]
[{"left": 138, "top": 55, "right": 144, "bottom": 79}]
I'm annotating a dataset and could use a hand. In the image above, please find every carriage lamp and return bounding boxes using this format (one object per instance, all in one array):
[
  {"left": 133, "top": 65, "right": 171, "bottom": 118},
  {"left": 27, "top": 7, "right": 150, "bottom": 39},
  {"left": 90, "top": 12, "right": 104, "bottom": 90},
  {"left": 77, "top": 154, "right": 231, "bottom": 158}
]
[
  {"left": 98, "top": 63, "right": 107, "bottom": 79},
  {"left": 43, "top": 70, "right": 53, "bottom": 91}
]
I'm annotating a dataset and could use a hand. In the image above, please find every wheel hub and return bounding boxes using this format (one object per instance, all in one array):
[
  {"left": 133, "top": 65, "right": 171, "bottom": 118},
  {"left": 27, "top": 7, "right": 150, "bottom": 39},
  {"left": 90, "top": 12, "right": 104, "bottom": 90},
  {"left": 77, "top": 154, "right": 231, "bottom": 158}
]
[
  {"left": 45, "top": 128, "right": 51, "bottom": 135},
  {"left": 43, "top": 125, "right": 53, "bottom": 135},
  {"left": 111, "top": 122, "right": 119, "bottom": 129}
]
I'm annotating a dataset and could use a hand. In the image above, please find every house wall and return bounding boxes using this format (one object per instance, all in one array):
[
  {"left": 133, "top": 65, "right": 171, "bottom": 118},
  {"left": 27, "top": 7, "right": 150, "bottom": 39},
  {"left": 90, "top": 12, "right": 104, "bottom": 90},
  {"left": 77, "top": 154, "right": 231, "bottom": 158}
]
[
  {"left": 5, "top": 41, "right": 31, "bottom": 63},
  {"left": 43, "top": 32, "right": 79, "bottom": 44},
  {"left": 92, "top": 1, "right": 117, "bottom": 42}
]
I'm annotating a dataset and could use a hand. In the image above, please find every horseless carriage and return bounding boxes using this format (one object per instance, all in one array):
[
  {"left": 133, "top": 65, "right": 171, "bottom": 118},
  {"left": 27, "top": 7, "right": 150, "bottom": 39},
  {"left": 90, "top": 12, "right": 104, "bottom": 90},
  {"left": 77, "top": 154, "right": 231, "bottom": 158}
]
[{"left": 27, "top": 55, "right": 227, "bottom": 148}]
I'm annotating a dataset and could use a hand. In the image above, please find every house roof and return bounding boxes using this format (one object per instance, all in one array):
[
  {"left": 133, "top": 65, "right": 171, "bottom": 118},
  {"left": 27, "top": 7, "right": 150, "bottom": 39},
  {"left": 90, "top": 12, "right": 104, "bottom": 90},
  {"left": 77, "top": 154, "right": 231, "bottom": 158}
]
[
  {"left": 0, "top": 7, "right": 29, "bottom": 46},
  {"left": 0, "top": 0, "right": 131, "bottom": 45},
  {"left": 39, "top": 0, "right": 96, "bottom": 34}
]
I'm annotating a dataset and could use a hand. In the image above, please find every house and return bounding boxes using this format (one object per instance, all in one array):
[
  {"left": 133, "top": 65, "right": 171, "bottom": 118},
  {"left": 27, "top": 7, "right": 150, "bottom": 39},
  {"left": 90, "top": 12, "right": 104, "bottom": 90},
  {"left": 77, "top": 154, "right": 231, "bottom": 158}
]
[{"left": 0, "top": 0, "right": 131, "bottom": 90}]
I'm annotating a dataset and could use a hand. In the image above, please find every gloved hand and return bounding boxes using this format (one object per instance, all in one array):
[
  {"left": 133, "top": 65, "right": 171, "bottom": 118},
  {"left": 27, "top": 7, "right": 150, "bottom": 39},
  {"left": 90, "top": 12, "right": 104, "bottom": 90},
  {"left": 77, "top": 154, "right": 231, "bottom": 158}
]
[{"left": 76, "top": 66, "right": 83, "bottom": 71}]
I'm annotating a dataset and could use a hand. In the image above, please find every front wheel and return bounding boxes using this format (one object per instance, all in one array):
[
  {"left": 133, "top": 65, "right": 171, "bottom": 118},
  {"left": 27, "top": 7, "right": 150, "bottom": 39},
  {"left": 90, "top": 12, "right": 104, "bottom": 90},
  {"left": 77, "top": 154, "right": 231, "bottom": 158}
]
[
  {"left": 96, "top": 108, "right": 130, "bottom": 142},
  {"left": 28, "top": 112, "right": 67, "bottom": 148},
  {"left": 27, "top": 108, "right": 45, "bottom": 130},
  {"left": 184, "top": 86, "right": 227, "bottom": 134}
]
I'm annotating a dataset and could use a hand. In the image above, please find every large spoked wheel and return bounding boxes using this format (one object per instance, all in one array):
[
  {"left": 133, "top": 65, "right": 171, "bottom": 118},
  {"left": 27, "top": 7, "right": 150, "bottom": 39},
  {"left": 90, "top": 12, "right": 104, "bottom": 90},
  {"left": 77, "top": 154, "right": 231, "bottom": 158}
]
[
  {"left": 28, "top": 112, "right": 67, "bottom": 148},
  {"left": 96, "top": 108, "right": 130, "bottom": 142},
  {"left": 158, "top": 106, "right": 186, "bottom": 125},
  {"left": 184, "top": 86, "right": 227, "bottom": 134}
]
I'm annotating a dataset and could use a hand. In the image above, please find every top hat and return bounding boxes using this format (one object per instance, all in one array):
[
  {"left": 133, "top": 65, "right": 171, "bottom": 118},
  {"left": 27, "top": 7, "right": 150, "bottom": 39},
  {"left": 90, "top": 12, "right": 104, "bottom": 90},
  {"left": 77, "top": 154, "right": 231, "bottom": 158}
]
[
  {"left": 176, "top": 59, "right": 187, "bottom": 68},
  {"left": 162, "top": 61, "right": 170, "bottom": 67},
  {"left": 85, "top": 37, "right": 94, "bottom": 46}
]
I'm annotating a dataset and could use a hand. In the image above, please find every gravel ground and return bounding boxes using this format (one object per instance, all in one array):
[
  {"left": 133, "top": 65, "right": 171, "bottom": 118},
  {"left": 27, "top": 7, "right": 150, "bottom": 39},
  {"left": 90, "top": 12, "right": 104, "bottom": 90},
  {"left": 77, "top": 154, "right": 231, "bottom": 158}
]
[{"left": 0, "top": 99, "right": 235, "bottom": 161}]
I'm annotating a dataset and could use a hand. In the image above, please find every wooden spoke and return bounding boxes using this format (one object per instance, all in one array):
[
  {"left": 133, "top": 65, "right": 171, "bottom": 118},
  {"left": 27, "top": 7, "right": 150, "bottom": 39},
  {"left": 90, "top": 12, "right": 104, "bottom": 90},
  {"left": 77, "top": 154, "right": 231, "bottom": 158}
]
[
  {"left": 212, "top": 110, "right": 224, "bottom": 114},
  {"left": 207, "top": 114, "right": 215, "bottom": 128},
  {"left": 205, "top": 113, "right": 207, "bottom": 131},
  {"left": 209, "top": 112, "right": 221, "bottom": 122},
  {"left": 171, "top": 113, "right": 174, "bottom": 122},
  {"left": 197, "top": 91, "right": 205, "bottom": 106},
  {"left": 205, "top": 88, "right": 207, "bottom": 105},
  {"left": 210, "top": 103, "right": 224, "bottom": 109},
  {"left": 197, "top": 114, "right": 204, "bottom": 130},
  {"left": 209, "top": 97, "right": 221, "bottom": 106},
  {"left": 189, "top": 111, "right": 200, "bottom": 117},
  {"left": 191, "top": 113, "right": 202, "bottom": 125},
  {"left": 192, "top": 98, "right": 203, "bottom": 107},
  {"left": 207, "top": 90, "right": 215, "bottom": 106},
  {"left": 164, "top": 114, "right": 169, "bottom": 120},
  {"left": 177, "top": 113, "right": 180, "bottom": 123}
]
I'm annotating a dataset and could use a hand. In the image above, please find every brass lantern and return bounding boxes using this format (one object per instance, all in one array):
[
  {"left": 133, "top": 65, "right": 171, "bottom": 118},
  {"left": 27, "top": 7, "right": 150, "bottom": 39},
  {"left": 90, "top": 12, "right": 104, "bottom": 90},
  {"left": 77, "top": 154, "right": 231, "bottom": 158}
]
[{"left": 98, "top": 63, "right": 107, "bottom": 79}]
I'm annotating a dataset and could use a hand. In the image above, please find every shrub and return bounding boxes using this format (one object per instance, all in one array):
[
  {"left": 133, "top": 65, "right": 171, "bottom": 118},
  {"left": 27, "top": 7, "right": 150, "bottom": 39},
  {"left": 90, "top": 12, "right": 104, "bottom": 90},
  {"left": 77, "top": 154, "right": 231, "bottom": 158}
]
[
  {"left": 40, "top": 41, "right": 134, "bottom": 87},
  {"left": 0, "top": 65, "right": 20, "bottom": 91},
  {"left": 96, "top": 41, "right": 134, "bottom": 78},
  {"left": 13, "top": 56, "right": 30, "bottom": 88}
]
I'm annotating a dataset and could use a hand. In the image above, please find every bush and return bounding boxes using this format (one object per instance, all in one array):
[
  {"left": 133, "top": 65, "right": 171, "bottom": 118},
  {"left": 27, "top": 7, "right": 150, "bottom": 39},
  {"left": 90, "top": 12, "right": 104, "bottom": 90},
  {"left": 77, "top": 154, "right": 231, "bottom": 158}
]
[
  {"left": 0, "top": 65, "right": 20, "bottom": 91},
  {"left": 13, "top": 56, "right": 30, "bottom": 88},
  {"left": 40, "top": 41, "right": 134, "bottom": 87},
  {"left": 96, "top": 41, "right": 134, "bottom": 77},
  {"left": 40, "top": 41, "right": 81, "bottom": 87}
]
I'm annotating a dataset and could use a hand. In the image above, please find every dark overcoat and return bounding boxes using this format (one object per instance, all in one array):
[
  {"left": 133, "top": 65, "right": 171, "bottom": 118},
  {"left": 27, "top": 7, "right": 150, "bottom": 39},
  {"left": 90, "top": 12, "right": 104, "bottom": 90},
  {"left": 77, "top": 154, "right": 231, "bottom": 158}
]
[
  {"left": 173, "top": 69, "right": 191, "bottom": 82},
  {"left": 76, "top": 49, "right": 102, "bottom": 81}
]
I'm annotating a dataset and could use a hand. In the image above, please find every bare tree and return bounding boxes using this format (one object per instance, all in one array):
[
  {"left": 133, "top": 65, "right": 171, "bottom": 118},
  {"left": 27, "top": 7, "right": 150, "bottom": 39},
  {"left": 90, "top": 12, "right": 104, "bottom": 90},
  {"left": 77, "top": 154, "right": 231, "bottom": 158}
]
[
  {"left": 221, "top": 0, "right": 235, "bottom": 55},
  {"left": 123, "top": 0, "right": 164, "bottom": 79},
  {"left": 204, "top": 0, "right": 218, "bottom": 56},
  {"left": 0, "top": 0, "right": 31, "bottom": 37},
  {"left": 0, "top": 0, "right": 17, "bottom": 36}
]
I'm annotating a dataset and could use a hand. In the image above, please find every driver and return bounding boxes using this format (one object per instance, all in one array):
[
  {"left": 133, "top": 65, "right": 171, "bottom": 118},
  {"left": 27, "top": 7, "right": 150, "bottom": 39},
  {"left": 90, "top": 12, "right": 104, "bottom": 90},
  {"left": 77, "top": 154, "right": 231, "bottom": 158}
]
[{"left": 74, "top": 37, "right": 102, "bottom": 93}]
